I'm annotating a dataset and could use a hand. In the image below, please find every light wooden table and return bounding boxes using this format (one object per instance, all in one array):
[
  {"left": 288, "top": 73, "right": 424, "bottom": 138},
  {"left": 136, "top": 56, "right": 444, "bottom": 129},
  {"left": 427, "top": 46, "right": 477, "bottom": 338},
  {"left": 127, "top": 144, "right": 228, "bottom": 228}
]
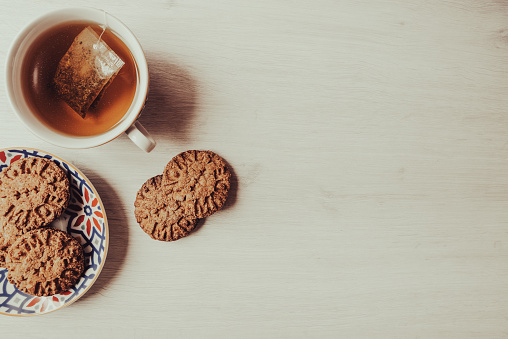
[{"left": 1, "top": 0, "right": 508, "bottom": 337}]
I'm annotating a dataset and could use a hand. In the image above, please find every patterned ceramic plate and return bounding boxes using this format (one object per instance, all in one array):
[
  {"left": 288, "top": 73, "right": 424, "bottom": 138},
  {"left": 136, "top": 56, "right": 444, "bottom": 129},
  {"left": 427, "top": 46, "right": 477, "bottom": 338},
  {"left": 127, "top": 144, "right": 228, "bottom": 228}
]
[{"left": 0, "top": 148, "right": 108, "bottom": 316}]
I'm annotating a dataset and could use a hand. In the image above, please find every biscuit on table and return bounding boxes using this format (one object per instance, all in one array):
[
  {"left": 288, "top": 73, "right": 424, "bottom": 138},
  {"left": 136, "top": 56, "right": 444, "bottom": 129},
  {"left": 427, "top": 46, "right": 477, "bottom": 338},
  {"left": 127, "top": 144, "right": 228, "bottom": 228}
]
[
  {"left": 6, "top": 227, "right": 85, "bottom": 297},
  {"left": 162, "top": 150, "right": 231, "bottom": 218},
  {"left": 134, "top": 175, "right": 198, "bottom": 241},
  {"left": 0, "top": 157, "right": 70, "bottom": 267}
]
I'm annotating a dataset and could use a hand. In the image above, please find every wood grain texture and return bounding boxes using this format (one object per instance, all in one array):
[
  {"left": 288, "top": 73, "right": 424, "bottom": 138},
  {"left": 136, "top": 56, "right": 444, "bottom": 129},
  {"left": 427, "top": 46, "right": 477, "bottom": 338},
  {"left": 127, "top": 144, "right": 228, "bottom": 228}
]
[{"left": 1, "top": 0, "right": 508, "bottom": 337}]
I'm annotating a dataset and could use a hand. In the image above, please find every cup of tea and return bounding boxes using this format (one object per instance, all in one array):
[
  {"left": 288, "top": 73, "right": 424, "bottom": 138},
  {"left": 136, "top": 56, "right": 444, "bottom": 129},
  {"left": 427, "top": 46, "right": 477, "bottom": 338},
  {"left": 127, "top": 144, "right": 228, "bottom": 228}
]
[{"left": 5, "top": 7, "right": 155, "bottom": 152}]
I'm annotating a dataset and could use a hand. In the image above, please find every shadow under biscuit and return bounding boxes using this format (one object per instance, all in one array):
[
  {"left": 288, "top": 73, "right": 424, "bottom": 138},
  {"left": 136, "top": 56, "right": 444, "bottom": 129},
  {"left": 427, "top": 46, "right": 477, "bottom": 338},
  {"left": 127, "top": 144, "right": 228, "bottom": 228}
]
[
  {"left": 220, "top": 157, "right": 238, "bottom": 213},
  {"left": 137, "top": 54, "right": 199, "bottom": 145},
  {"left": 74, "top": 168, "right": 129, "bottom": 302}
]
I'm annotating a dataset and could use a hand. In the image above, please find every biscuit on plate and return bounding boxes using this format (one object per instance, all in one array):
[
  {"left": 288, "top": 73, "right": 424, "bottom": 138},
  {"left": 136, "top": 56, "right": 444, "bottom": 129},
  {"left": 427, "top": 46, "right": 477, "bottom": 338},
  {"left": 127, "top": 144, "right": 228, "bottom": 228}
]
[
  {"left": 6, "top": 227, "right": 84, "bottom": 297},
  {"left": 0, "top": 157, "right": 70, "bottom": 266}
]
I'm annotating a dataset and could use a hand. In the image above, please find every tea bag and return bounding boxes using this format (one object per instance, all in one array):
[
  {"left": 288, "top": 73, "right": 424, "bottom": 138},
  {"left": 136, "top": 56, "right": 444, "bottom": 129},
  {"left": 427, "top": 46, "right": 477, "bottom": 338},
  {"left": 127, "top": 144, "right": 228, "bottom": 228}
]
[{"left": 54, "top": 26, "right": 125, "bottom": 118}]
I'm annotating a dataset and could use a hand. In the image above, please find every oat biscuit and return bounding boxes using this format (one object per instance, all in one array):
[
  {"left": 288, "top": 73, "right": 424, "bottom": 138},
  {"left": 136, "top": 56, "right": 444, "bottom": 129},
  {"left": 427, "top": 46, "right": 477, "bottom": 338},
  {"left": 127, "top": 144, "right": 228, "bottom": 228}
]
[
  {"left": 0, "top": 231, "right": 14, "bottom": 267},
  {"left": 6, "top": 227, "right": 85, "bottom": 297},
  {"left": 162, "top": 150, "right": 231, "bottom": 218},
  {"left": 0, "top": 157, "right": 70, "bottom": 267},
  {"left": 135, "top": 175, "right": 198, "bottom": 241},
  {"left": 0, "top": 223, "right": 25, "bottom": 267}
]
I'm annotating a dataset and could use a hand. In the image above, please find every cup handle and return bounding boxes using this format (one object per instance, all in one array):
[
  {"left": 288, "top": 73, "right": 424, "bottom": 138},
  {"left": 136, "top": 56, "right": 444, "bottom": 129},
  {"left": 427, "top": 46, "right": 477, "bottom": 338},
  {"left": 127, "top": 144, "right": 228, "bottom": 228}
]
[{"left": 125, "top": 121, "right": 156, "bottom": 152}]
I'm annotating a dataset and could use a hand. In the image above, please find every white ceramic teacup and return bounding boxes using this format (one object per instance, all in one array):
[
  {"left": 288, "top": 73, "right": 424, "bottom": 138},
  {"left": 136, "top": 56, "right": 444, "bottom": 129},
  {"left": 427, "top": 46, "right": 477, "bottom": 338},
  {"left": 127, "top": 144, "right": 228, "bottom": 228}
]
[{"left": 5, "top": 7, "right": 156, "bottom": 152}]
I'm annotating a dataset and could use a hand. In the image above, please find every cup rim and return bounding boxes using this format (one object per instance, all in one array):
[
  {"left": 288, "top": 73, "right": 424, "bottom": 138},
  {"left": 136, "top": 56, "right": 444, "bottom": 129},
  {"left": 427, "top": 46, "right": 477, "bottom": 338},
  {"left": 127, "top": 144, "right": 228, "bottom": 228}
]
[{"left": 5, "top": 7, "right": 149, "bottom": 149}]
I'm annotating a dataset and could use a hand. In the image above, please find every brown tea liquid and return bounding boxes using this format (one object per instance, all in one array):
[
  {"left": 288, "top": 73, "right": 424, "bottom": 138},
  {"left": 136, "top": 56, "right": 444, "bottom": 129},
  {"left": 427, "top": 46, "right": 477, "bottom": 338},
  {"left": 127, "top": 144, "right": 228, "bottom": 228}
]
[{"left": 21, "top": 21, "right": 138, "bottom": 137}]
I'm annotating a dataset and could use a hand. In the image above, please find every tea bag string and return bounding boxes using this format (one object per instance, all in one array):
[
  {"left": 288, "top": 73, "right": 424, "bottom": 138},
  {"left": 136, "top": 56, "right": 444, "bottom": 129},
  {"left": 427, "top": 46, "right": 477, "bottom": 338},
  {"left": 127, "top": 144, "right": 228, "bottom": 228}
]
[{"left": 94, "top": 10, "right": 108, "bottom": 49}]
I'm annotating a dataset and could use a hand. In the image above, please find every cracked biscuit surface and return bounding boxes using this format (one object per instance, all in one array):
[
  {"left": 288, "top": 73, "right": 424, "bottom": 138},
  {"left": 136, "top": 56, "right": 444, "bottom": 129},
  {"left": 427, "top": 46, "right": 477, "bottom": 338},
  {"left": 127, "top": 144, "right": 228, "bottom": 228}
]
[
  {"left": 0, "top": 157, "right": 70, "bottom": 267},
  {"left": 135, "top": 175, "right": 198, "bottom": 241},
  {"left": 6, "top": 227, "right": 84, "bottom": 297},
  {"left": 162, "top": 150, "right": 231, "bottom": 218}
]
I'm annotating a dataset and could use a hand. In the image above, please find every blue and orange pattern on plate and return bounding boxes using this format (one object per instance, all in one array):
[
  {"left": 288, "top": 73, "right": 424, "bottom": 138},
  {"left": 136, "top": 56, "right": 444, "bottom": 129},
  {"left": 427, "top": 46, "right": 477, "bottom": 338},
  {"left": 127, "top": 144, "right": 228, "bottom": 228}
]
[{"left": 0, "top": 148, "right": 108, "bottom": 316}]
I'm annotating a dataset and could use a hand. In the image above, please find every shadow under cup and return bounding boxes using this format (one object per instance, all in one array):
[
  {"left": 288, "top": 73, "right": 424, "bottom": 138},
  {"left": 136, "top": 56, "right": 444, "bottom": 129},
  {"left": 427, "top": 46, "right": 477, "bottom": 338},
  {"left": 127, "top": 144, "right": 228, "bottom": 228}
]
[{"left": 6, "top": 8, "right": 149, "bottom": 149}]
